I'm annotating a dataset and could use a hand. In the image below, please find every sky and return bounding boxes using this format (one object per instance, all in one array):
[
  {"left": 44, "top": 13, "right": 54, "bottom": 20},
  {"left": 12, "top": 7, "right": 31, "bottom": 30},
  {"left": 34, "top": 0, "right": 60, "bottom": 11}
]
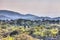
[{"left": 0, "top": 0, "right": 60, "bottom": 17}]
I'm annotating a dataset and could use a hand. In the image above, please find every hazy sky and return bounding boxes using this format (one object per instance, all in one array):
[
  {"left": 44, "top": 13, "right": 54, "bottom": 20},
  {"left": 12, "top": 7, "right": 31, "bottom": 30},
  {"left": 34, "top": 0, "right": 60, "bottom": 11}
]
[{"left": 0, "top": 0, "right": 60, "bottom": 17}]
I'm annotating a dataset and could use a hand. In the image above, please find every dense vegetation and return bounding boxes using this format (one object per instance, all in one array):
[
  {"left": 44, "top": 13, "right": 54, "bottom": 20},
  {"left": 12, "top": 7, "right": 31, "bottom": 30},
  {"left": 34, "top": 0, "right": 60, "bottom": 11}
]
[{"left": 0, "top": 22, "right": 59, "bottom": 40}]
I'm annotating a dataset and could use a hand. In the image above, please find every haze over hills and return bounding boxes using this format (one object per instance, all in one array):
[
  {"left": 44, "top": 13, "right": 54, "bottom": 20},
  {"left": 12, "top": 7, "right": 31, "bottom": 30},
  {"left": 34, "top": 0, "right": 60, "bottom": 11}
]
[
  {"left": 0, "top": 10, "right": 60, "bottom": 21},
  {"left": 0, "top": 10, "right": 42, "bottom": 21}
]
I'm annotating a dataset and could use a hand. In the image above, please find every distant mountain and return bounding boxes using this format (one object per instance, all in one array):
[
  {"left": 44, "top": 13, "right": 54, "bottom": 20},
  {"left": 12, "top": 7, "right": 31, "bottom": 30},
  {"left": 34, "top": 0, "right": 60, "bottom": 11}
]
[
  {"left": 0, "top": 10, "right": 60, "bottom": 21},
  {"left": 0, "top": 10, "right": 41, "bottom": 21},
  {"left": 23, "top": 14, "right": 41, "bottom": 20},
  {"left": 0, "top": 10, "right": 24, "bottom": 20},
  {"left": 0, "top": 15, "right": 11, "bottom": 20}
]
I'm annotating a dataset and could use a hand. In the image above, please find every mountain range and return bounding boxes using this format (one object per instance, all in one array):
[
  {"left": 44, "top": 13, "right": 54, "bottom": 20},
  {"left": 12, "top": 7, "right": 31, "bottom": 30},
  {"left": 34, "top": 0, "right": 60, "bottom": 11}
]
[{"left": 0, "top": 10, "right": 60, "bottom": 21}]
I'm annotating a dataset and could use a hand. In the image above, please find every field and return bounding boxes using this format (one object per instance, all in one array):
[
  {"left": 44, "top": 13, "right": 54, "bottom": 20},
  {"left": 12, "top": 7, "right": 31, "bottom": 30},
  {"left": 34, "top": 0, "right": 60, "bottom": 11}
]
[{"left": 0, "top": 23, "right": 59, "bottom": 40}]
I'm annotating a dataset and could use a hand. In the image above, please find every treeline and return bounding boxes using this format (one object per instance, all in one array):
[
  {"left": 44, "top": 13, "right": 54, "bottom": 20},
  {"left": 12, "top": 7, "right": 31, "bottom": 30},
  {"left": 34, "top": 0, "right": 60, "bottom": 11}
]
[{"left": 0, "top": 19, "right": 60, "bottom": 27}]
